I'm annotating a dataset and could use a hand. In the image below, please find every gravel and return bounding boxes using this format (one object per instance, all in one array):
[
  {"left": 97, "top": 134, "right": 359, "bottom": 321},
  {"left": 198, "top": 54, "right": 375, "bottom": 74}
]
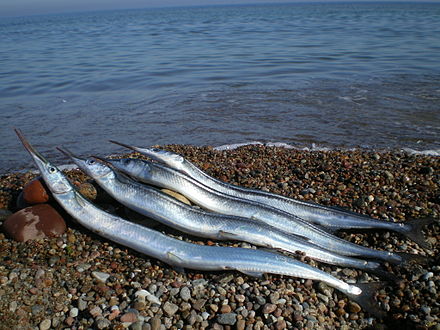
[{"left": 0, "top": 145, "right": 439, "bottom": 329}]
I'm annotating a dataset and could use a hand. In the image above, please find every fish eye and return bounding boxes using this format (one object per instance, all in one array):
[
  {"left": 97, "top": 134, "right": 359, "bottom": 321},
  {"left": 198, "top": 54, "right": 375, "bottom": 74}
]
[
  {"left": 87, "top": 159, "right": 95, "bottom": 165},
  {"left": 152, "top": 148, "right": 160, "bottom": 152},
  {"left": 48, "top": 167, "right": 57, "bottom": 174}
]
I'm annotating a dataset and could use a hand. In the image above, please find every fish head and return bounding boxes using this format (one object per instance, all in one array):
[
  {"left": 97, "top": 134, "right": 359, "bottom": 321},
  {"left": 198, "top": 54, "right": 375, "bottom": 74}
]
[
  {"left": 104, "top": 158, "right": 151, "bottom": 178},
  {"left": 15, "top": 129, "right": 73, "bottom": 195},
  {"left": 57, "top": 147, "right": 113, "bottom": 180},
  {"left": 109, "top": 140, "right": 184, "bottom": 170}
]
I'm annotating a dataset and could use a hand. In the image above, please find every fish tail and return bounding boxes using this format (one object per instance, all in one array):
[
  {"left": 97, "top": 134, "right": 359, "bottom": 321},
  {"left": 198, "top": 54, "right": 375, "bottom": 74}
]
[
  {"left": 367, "top": 266, "right": 398, "bottom": 282},
  {"left": 395, "top": 252, "right": 430, "bottom": 265},
  {"left": 400, "top": 217, "right": 437, "bottom": 249},
  {"left": 346, "top": 282, "right": 386, "bottom": 319}
]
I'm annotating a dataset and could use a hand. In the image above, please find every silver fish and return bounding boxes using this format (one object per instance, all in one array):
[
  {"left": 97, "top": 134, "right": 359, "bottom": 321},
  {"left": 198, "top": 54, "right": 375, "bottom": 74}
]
[
  {"left": 58, "top": 147, "right": 393, "bottom": 278},
  {"left": 102, "top": 156, "right": 425, "bottom": 265},
  {"left": 110, "top": 141, "right": 434, "bottom": 249},
  {"left": 15, "top": 129, "right": 385, "bottom": 318}
]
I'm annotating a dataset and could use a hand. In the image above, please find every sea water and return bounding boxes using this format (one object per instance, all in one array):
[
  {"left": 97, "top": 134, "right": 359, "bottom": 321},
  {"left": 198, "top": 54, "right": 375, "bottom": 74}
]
[{"left": 1, "top": 2, "right": 439, "bottom": 173}]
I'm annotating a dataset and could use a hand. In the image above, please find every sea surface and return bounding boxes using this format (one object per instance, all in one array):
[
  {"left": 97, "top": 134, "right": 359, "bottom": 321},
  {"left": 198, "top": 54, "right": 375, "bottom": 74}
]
[{"left": 1, "top": 2, "right": 440, "bottom": 173}]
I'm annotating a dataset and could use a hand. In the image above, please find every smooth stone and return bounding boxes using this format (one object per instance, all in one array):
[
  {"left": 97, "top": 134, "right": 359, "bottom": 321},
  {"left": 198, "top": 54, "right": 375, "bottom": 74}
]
[
  {"left": 163, "top": 301, "right": 179, "bottom": 316},
  {"left": 217, "top": 312, "right": 237, "bottom": 325},
  {"left": 23, "top": 177, "right": 50, "bottom": 204},
  {"left": 3, "top": 204, "right": 66, "bottom": 242},
  {"left": 120, "top": 312, "right": 138, "bottom": 323},
  {"left": 92, "top": 271, "right": 110, "bottom": 283},
  {"left": 150, "top": 317, "right": 161, "bottom": 330},
  {"left": 39, "top": 319, "right": 51, "bottom": 330},
  {"left": 180, "top": 286, "right": 191, "bottom": 301},
  {"left": 161, "top": 189, "right": 192, "bottom": 205}
]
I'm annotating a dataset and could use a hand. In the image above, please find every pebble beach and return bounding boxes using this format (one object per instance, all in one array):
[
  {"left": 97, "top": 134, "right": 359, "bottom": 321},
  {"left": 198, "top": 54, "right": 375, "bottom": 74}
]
[{"left": 0, "top": 145, "right": 439, "bottom": 330}]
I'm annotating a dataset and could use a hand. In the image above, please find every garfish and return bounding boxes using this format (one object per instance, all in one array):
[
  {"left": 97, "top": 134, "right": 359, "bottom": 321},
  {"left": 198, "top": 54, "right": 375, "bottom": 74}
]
[
  {"left": 57, "top": 147, "right": 394, "bottom": 279},
  {"left": 101, "top": 155, "right": 425, "bottom": 265},
  {"left": 15, "top": 129, "right": 385, "bottom": 318},
  {"left": 110, "top": 141, "right": 434, "bottom": 249}
]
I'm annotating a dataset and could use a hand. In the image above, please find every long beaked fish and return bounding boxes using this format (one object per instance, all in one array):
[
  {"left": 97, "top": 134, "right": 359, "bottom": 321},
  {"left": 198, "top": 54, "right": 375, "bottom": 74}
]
[
  {"left": 110, "top": 141, "right": 434, "bottom": 249},
  {"left": 101, "top": 156, "right": 425, "bottom": 265},
  {"left": 58, "top": 148, "right": 394, "bottom": 279},
  {"left": 14, "top": 129, "right": 386, "bottom": 318}
]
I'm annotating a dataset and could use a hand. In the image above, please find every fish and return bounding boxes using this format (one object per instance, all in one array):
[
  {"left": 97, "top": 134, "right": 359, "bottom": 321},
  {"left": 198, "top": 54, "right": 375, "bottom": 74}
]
[
  {"left": 100, "top": 155, "right": 426, "bottom": 265},
  {"left": 14, "top": 129, "right": 386, "bottom": 318},
  {"left": 109, "top": 141, "right": 434, "bottom": 249},
  {"left": 57, "top": 147, "right": 394, "bottom": 279}
]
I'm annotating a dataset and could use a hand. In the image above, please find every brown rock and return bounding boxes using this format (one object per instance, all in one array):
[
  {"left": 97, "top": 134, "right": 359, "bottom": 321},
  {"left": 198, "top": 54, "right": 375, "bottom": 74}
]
[
  {"left": 347, "top": 301, "right": 361, "bottom": 313},
  {"left": 2, "top": 204, "right": 66, "bottom": 242},
  {"left": 221, "top": 304, "right": 232, "bottom": 313},
  {"left": 23, "top": 177, "right": 50, "bottom": 204},
  {"left": 262, "top": 303, "right": 277, "bottom": 314},
  {"left": 120, "top": 312, "right": 138, "bottom": 323}
]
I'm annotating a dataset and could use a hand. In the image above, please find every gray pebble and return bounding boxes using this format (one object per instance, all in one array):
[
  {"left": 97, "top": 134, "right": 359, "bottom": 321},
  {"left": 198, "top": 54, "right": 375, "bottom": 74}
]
[
  {"left": 180, "top": 286, "right": 191, "bottom": 301},
  {"left": 217, "top": 312, "right": 237, "bottom": 325},
  {"left": 96, "top": 318, "right": 111, "bottom": 329},
  {"left": 78, "top": 297, "right": 87, "bottom": 311},
  {"left": 256, "top": 296, "right": 266, "bottom": 305}
]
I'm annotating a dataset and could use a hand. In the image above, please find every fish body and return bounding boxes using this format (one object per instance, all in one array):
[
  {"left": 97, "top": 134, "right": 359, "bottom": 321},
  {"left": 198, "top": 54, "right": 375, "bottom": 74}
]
[
  {"left": 110, "top": 142, "right": 433, "bottom": 249},
  {"left": 60, "top": 150, "right": 391, "bottom": 277},
  {"left": 15, "top": 129, "right": 385, "bottom": 318},
  {"left": 104, "top": 156, "right": 418, "bottom": 265}
]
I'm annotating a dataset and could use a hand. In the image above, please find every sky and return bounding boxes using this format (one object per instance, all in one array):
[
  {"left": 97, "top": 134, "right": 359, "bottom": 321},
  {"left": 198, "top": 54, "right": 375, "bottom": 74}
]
[{"left": 1, "top": 0, "right": 438, "bottom": 17}]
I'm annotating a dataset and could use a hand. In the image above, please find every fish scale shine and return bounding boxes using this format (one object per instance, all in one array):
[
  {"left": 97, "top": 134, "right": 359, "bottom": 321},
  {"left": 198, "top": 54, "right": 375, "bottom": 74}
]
[
  {"left": 15, "top": 129, "right": 386, "bottom": 318},
  {"left": 61, "top": 151, "right": 391, "bottom": 277}
]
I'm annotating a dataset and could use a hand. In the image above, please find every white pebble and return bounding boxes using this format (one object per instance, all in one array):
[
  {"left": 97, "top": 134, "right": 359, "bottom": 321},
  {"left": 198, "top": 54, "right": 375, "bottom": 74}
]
[
  {"left": 69, "top": 307, "right": 79, "bottom": 318},
  {"left": 92, "top": 271, "right": 110, "bottom": 283}
]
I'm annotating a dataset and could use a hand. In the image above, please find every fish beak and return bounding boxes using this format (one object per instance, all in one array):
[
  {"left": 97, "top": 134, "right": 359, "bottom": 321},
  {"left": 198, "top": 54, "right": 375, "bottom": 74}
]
[
  {"left": 15, "top": 128, "right": 50, "bottom": 172},
  {"left": 56, "top": 146, "right": 85, "bottom": 164},
  {"left": 109, "top": 140, "right": 140, "bottom": 153}
]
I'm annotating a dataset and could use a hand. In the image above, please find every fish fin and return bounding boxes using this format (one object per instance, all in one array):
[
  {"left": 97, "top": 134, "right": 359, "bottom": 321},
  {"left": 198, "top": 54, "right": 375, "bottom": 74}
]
[
  {"left": 395, "top": 252, "right": 430, "bottom": 265},
  {"left": 238, "top": 270, "right": 265, "bottom": 278},
  {"left": 166, "top": 251, "right": 184, "bottom": 265},
  {"left": 346, "top": 282, "right": 386, "bottom": 319},
  {"left": 400, "top": 217, "right": 437, "bottom": 249},
  {"left": 218, "top": 230, "right": 239, "bottom": 239}
]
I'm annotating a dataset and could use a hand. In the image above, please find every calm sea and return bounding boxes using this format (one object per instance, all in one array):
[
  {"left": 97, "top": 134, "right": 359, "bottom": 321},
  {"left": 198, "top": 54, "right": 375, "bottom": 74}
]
[{"left": 1, "top": 2, "right": 440, "bottom": 173}]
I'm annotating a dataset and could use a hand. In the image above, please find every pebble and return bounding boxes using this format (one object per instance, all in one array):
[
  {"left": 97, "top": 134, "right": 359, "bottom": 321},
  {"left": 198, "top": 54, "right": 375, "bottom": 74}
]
[
  {"left": 217, "top": 312, "right": 237, "bottom": 325},
  {"left": 262, "top": 303, "right": 277, "bottom": 314},
  {"left": 92, "top": 271, "right": 110, "bottom": 283},
  {"left": 347, "top": 302, "right": 361, "bottom": 313},
  {"left": 163, "top": 301, "right": 179, "bottom": 316},
  {"left": 3, "top": 204, "right": 66, "bottom": 242},
  {"left": 69, "top": 307, "right": 79, "bottom": 318},
  {"left": 180, "top": 286, "right": 191, "bottom": 301},
  {"left": 150, "top": 317, "right": 161, "bottom": 330},
  {"left": 22, "top": 177, "right": 50, "bottom": 204},
  {"left": 39, "top": 319, "right": 51, "bottom": 330},
  {"left": 120, "top": 312, "right": 138, "bottom": 323}
]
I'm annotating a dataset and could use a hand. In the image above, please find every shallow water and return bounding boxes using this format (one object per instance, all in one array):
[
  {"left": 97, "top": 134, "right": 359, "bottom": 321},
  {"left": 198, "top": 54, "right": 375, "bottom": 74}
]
[{"left": 1, "top": 2, "right": 440, "bottom": 173}]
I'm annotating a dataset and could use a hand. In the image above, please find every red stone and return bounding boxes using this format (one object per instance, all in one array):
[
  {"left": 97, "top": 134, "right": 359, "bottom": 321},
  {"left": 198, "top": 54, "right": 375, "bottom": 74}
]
[
  {"left": 2, "top": 204, "right": 66, "bottom": 242},
  {"left": 120, "top": 312, "right": 138, "bottom": 323},
  {"left": 23, "top": 177, "right": 50, "bottom": 204}
]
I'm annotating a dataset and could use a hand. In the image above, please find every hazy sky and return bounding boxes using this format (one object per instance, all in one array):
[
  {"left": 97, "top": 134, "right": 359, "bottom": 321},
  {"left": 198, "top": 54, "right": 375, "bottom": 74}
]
[{"left": 1, "top": 0, "right": 434, "bottom": 18}]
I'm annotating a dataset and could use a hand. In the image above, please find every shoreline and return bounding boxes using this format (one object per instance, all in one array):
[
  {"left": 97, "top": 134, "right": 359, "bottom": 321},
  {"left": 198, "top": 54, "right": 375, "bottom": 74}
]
[{"left": 0, "top": 145, "right": 439, "bottom": 328}]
